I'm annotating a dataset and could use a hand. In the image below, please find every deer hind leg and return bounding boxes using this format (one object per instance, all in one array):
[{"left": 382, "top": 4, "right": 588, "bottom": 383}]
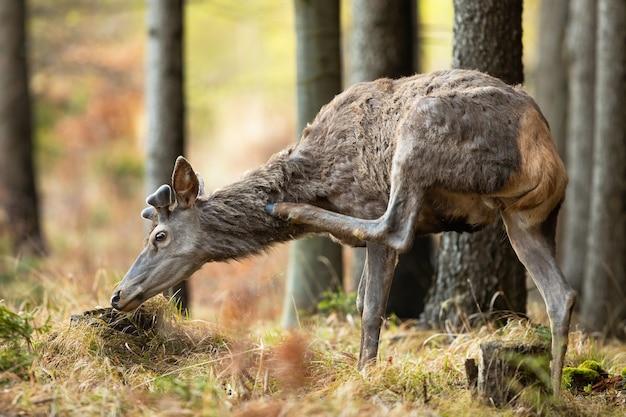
[
  {"left": 501, "top": 201, "right": 575, "bottom": 396},
  {"left": 267, "top": 140, "right": 423, "bottom": 253},
  {"left": 358, "top": 242, "right": 398, "bottom": 369}
]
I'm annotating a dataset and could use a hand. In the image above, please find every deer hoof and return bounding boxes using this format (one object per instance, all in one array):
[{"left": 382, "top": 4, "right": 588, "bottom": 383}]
[{"left": 265, "top": 202, "right": 277, "bottom": 215}]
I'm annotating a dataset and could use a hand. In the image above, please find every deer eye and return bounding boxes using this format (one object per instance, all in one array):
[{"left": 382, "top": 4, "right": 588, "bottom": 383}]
[{"left": 154, "top": 231, "right": 167, "bottom": 243}]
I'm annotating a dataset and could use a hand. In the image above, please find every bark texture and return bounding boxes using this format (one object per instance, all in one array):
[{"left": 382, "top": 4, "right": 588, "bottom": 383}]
[
  {"left": 0, "top": 0, "right": 45, "bottom": 255},
  {"left": 145, "top": 0, "right": 189, "bottom": 312},
  {"left": 348, "top": 0, "right": 432, "bottom": 318},
  {"left": 422, "top": 0, "right": 527, "bottom": 329},
  {"left": 534, "top": 0, "right": 569, "bottom": 159},
  {"left": 562, "top": 0, "right": 596, "bottom": 297},
  {"left": 349, "top": 0, "right": 416, "bottom": 85},
  {"left": 581, "top": 0, "right": 626, "bottom": 335},
  {"left": 475, "top": 341, "right": 550, "bottom": 406},
  {"left": 282, "top": 0, "right": 343, "bottom": 328}
]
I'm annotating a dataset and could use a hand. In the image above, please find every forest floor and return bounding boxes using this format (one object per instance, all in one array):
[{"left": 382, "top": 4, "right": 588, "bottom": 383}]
[{"left": 1, "top": 262, "right": 626, "bottom": 417}]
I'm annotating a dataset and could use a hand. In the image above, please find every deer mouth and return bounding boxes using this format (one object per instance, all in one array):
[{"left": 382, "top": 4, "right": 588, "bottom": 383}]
[{"left": 111, "top": 287, "right": 145, "bottom": 312}]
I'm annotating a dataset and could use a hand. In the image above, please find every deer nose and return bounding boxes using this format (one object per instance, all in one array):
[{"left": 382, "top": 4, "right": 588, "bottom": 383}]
[{"left": 111, "top": 290, "right": 121, "bottom": 309}]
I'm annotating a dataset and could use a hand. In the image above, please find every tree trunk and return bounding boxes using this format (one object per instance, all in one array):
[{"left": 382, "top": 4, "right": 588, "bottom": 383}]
[
  {"left": 348, "top": 0, "right": 432, "bottom": 318},
  {"left": 145, "top": 0, "right": 189, "bottom": 313},
  {"left": 581, "top": 0, "right": 625, "bottom": 335},
  {"left": 534, "top": 0, "right": 569, "bottom": 160},
  {"left": 422, "top": 0, "right": 527, "bottom": 329},
  {"left": 561, "top": 0, "right": 596, "bottom": 297},
  {"left": 281, "top": 0, "right": 343, "bottom": 328},
  {"left": 349, "top": 0, "right": 416, "bottom": 84},
  {"left": 0, "top": 0, "right": 45, "bottom": 256}
]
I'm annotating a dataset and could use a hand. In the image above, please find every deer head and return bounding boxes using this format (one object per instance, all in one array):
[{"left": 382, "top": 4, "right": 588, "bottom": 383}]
[{"left": 111, "top": 156, "right": 206, "bottom": 312}]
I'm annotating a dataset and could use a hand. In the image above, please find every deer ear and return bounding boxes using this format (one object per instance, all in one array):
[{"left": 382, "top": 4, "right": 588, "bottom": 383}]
[{"left": 172, "top": 156, "right": 199, "bottom": 208}]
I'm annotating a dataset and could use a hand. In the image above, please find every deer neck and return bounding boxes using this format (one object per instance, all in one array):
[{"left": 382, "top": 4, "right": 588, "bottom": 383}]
[{"left": 196, "top": 149, "right": 308, "bottom": 262}]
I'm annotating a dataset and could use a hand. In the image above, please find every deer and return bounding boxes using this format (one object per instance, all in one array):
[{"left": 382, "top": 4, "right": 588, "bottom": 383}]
[{"left": 111, "top": 69, "right": 574, "bottom": 395}]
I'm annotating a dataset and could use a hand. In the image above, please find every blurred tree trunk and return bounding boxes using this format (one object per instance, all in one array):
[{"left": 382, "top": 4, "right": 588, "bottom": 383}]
[
  {"left": 534, "top": 0, "right": 569, "bottom": 160},
  {"left": 281, "top": 0, "right": 343, "bottom": 328},
  {"left": 0, "top": 0, "right": 45, "bottom": 255},
  {"left": 581, "top": 0, "right": 625, "bottom": 335},
  {"left": 145, "top": 0, "right": 189, "bottom": 313},
  {"left": 562, "top": 0, "right": 596, "bottom": 297},
  {"left": 348, "top": 0, "right": 433, "bottom": 318},
  {"left": 422, "top": 0, "right": 527, "bottom": 329}
]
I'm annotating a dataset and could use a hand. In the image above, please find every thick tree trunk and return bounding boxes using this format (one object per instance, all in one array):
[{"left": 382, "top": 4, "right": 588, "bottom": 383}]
[
  {"left": 0, "top": 0, "right": 45, "bottom": 255},
  {"left": 348, "top": 0, "right": 432, "bottom": 318},
  {"left": 422, "top": 0, "right": 527, "bottom": 329},
  {"left": 145, "top": 0, "right": 189, "bottom": 313},
  {"left": 534, "top": 0, "right": 569, "bottom": 159},
  {"left": 581, "top": 0, "right": 625, "bottom": 335},
  {"left": 562, "top": 0, "right": 596, "bottom": 297},
  {"left": 281, "top": 0, "right": 344, "bottom": 328}
]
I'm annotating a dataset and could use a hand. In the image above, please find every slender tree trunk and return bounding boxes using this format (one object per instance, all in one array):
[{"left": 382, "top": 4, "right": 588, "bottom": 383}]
[
  {"left": 349, "top": 0, "right": 416, "bottom": 83},
  {"left": 0, "top": 0, "right": 45, "bottom": 256},
  {"left": 562, "top": 0, "right": 596, "bottom": 297},
  {"left": 581, "top": 0, "right": 625, "bottom": 335},
  {"left": 534, "top": 0, "right": 569, "bottom": 160},
  {"left": 422, "top": 0, "right": 527, "bottom": 329},
  {"left": 145, "top": 0, "right": 189, "bottom": 313},
  {"left": 281, "top": 0, "right": 343, "bottom": 328},
  {"left": 348, "top": 0, "right": 432, "bottom": 318}
]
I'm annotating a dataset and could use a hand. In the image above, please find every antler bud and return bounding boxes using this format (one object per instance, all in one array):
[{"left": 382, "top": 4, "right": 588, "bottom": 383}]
[
  {"left": 146, "top": 184, "right": 174, "bottom": 208},
  {"left": 140, "top": 206, "right": 157, "bottom": 220},
  {"left": 144, "top": 184, "right": 174, "bottom": 221}
]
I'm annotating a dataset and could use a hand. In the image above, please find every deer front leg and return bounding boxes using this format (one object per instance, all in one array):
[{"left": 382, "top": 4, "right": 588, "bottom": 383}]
[
  {"left": 502, "top": 208, "right": 576, "bottom": 396},
  {"left": 357, "top": 242, "right": 398, "bottom": 369},
  {"left": 356, "top": 254, "right": 368, "bottom": 317}
]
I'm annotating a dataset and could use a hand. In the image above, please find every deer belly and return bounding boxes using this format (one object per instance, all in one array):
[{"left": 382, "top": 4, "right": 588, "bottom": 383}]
[{"left": 422, "top": 189, "right": 498, "bottom": 234}]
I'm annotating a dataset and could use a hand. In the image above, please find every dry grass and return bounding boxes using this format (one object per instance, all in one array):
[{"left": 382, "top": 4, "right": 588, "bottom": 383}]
[{"left": 1, "top": 264, "right": 626, "bottom": 417}]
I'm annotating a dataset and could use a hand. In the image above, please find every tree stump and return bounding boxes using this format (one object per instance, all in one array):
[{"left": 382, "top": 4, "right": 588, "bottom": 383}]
[
  {"left": 70, "top": 306, "right": 159, "bottom": 336},
  {"left": 467, "top": 341, "right": 550, "bottom": 406}
]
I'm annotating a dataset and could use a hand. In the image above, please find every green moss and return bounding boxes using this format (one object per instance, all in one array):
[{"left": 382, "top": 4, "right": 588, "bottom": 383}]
[
  {"left": 579, "top": 359, "right": 605, "bottom": 374},
  {"left": 621, "top": 367, "right": 626, "bottom": 379},
  {"left": 562, "top": 365, "right": 601, "bottom": 391},
  {"left": 561, "top": 359, "right": 609, "bottom": 392}
]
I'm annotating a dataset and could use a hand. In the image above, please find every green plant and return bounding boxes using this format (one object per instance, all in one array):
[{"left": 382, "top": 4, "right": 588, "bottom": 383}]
[
  {"left": 316, "top": 291, "right": 357, "bottom": 316},
  {"left": 0, "top": 303, "right": 36, "bottom": 380},
  {"left": 152, "top": 374, "right": 219, "bottom": 407}
]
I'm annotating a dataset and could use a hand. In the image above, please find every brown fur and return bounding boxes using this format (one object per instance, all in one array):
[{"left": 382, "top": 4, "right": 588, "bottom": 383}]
[
  {"left": 194, "top": 69, "right": 565, "bottom": 257},
  {"left": 495, "top": 106, "right": 568, "bottom": 226}
]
